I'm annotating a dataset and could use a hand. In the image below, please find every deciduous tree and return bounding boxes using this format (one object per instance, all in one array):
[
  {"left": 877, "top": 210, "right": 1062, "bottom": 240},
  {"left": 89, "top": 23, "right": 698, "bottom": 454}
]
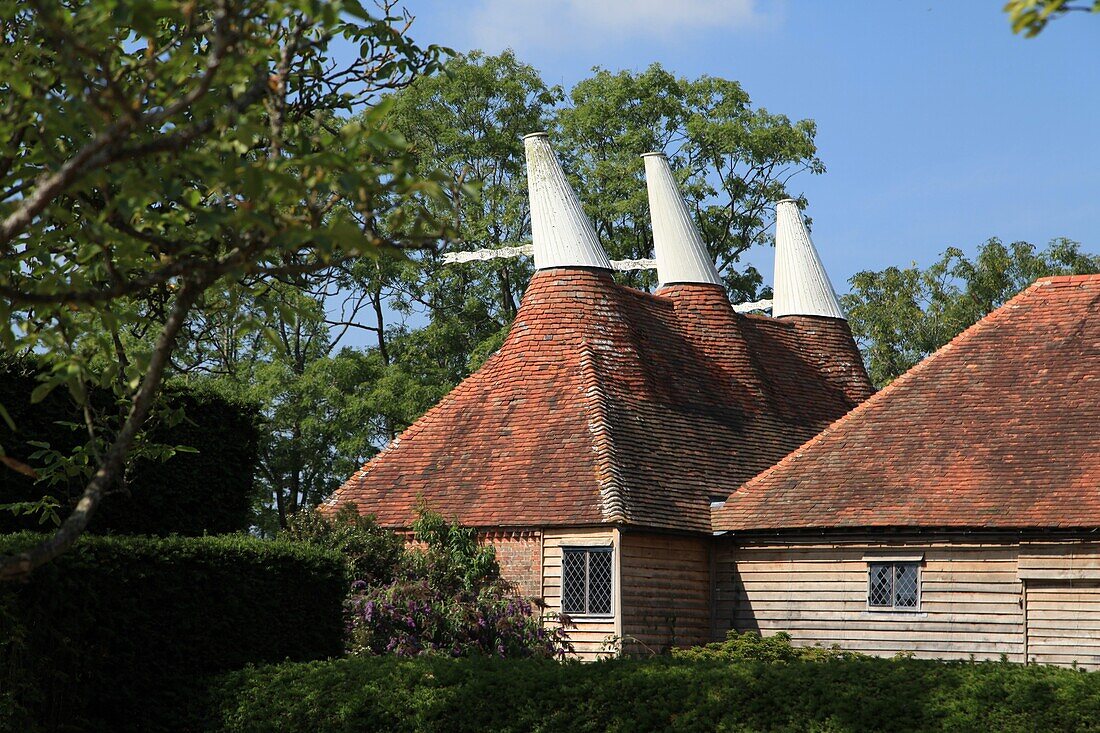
[
  {"left": 558, "top": 64, "right": 823, "bottom": 298},
  {"left": 843, "top": 237, "right": 1100, "bottom": 387},
  {"left": 0, "top": 0, "right": 453, "bottom": 579}
]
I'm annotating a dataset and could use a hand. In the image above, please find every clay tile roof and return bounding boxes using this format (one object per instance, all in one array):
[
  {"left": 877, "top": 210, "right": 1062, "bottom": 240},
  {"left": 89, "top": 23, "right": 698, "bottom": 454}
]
[
  {"left": 714, "top": 274, "right": 1100, "bottom": 533},
  {"left": 328, "top": 269, "right": 872, "bottom": 532}
]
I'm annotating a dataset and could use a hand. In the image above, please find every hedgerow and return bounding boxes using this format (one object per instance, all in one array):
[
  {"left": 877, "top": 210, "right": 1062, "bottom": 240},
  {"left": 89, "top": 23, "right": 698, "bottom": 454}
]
[
  {"left": 0, "top": 356, "right": 260, "bottom": 536},
  {"left": 0, "top": 532, "right": 346, "bottom": 733},
  {"left": 208, "top": 652, "right": 1100, "bottom": 733}
]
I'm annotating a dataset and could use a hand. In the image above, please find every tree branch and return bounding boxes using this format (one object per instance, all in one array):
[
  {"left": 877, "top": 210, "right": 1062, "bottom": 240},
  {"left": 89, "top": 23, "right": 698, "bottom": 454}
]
[{"left": 0, "top": 277, "right": 204, "bottom": 582}]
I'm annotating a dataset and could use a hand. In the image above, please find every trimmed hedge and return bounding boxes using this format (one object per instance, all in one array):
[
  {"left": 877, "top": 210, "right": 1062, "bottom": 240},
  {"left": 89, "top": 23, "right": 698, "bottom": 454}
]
[
  {"left": 208, "top": 654, "right": 1100, "bottom": 733},
  {"left": 0, "top": 532, "right": 347, "bottom": 733},
  {"left": 0, "top": 356, "right": 259, "bottom": 535}
]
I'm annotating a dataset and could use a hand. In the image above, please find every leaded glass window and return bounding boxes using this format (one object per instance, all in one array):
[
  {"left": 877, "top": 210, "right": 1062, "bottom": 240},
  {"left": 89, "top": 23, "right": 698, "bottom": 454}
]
[
  {"left": 868, "top": 562, "right": 920, "bottom": 610},
  {"left": 561, "top": 547, "right": 613, "bottom": 615}
]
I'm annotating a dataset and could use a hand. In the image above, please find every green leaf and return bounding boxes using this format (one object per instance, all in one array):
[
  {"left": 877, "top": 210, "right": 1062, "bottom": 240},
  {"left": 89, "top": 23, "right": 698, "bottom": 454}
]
[
  {"left": 30, "top": 381, "right": 56, "bottom": 404},
  {"left": 0, "top": 400, "right": 15, "bottom": 431}
]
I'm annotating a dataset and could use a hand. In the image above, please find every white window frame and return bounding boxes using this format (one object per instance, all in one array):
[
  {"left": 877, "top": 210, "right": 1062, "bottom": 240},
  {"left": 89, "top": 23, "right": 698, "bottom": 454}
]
[
  {"left": 560, "top": 546, "right": 614, "bottom": 618},
  {"left": 866, "top": 560, "right": 922, "bottom": 612}
]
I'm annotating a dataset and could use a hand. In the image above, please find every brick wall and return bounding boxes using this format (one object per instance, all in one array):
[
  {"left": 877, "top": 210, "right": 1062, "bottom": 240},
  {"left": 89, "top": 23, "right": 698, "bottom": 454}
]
[{"left": 482, "top": 531, "right": 543, "bottom": 600}]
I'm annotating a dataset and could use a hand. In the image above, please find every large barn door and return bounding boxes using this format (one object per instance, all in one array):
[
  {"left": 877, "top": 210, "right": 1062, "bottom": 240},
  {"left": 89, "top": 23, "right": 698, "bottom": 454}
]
[{"left": 1025, "top": 582, "right": 1100, "bottom": 668}]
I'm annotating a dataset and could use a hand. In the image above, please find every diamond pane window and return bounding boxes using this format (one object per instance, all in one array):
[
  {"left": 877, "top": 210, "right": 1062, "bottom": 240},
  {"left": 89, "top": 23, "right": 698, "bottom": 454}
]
[
  {"left": 868, "top": 562, "right": 921, "bottom": 610},
  {"left": 561, "top": 550, "right": 587, "bottom": 614},
  {"left": 561, "top": 547, "right": 613, "bottom": 615}
]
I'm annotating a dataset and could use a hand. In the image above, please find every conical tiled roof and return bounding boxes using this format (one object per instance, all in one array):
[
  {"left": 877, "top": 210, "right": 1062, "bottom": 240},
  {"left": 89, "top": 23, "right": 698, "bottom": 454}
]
[{"left": 330, "top": 269, "right": 872, "bottom": 532}]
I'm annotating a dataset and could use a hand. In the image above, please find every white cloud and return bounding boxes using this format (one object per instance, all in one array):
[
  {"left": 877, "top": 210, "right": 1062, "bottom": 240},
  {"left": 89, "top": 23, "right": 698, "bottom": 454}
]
[{"left": 462, "top": 0, "right": 773, "bottom": 54}]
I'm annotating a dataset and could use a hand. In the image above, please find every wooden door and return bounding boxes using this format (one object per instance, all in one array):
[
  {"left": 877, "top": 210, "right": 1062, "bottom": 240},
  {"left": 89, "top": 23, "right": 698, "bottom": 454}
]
[{"left": 1026, "top": 582, "right": 1100, "bottom": 668}]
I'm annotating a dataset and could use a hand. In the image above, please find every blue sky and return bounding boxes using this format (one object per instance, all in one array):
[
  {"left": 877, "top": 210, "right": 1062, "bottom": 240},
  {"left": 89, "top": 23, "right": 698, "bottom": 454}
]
[{"left": 399, "top": 0, "right": 1099, "bottom": 292}]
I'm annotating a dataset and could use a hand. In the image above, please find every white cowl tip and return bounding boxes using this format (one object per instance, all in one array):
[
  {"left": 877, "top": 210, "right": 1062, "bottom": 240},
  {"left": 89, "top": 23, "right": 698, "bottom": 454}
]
[
  {"left": 773, "top": 199, "right": 846, "bottom": 319},
  {"left": 643, "top": 152, "right": 723, "bottom": 288},
  {"left": 524, "top": 132, "right": 611, "bottom": 271}
]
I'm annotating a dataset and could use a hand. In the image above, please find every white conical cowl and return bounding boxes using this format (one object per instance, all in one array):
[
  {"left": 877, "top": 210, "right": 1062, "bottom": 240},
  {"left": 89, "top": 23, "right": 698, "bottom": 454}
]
[
  {"left": 524, "top": 132, "right": 611, "bottom": 271},
  {"left": 772, "top": 199, "right": 845, "bottom": 319},
  {"left": 643, "top": 152, "right": 723, "bottom": 287}
]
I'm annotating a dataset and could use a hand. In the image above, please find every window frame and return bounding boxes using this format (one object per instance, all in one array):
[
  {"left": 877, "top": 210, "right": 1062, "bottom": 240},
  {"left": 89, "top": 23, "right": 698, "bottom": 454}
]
[
  {"left": 866, "top": 560, "right": 922, "bottom": 612},
  {"left": 560, "top": 546, "right": 614, "bottom": 617}
]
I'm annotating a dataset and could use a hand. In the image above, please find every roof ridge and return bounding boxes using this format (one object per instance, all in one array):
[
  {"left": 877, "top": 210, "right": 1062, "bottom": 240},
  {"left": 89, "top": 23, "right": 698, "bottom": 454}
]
[
  {"left": 579, "top": 341, "right": 628, "bottom": 523},
  {"left": 1034, "top": 273, "right": 1100, "bottom": 286},
  {"left": 718, "top": 276, "right": 1058, "bottom": 517}
]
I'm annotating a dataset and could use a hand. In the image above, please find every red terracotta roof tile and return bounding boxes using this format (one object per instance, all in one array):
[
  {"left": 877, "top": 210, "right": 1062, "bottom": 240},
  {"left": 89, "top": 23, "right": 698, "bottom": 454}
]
[
  {"left": 714, "top": 274, "right": 1100, "bottom": 532},
  {"left": 327, "top": 269, "right": 870, "bottom": 531}
]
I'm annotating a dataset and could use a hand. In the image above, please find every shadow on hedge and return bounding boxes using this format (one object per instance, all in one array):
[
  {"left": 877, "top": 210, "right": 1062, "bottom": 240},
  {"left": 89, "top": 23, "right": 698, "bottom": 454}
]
[{"left": 208, "top": 653, "right": 1100, "bottom": 733}]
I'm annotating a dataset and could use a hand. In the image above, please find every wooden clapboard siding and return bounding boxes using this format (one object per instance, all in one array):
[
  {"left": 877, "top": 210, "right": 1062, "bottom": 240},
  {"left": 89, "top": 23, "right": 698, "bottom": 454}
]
[
  {"left": 618, "top": 532, "right": 712, "bottom": 654},
  {"left": 715, "top": 539, "right": 1026, "bottom": 662},
  {"left": 1020, "top": 542, "right": 1100, "bottom": 580},
  {"left": 1020, "top": 543, "right": 1100, "bottom": 668},
  {"left": 542, "top": 528, "right": 619, "bottom": 661}
]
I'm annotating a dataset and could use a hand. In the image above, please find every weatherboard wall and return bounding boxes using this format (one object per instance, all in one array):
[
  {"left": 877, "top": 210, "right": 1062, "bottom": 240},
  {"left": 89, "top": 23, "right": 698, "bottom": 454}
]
[
  {"left": 541, "top": 527, "right": 620, "bottom": 661},
  {"left": 618, "top": 531, "right": 713, "bottom": 655},
  {"left": 717, "top": 537, "right": 1026, "bottom": 662},
  {"left": 716, "top": 537, "right": 1100, "bottom": 667}
]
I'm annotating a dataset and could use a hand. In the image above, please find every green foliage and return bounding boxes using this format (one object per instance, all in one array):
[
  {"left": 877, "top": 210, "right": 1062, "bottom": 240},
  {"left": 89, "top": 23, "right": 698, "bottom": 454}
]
[
  {"left": 403, "top": 509, "right": 500, "bottom": 591},
  {"left": 0, "top": 532, "right": 346, "bottom": 733},
  {"left": 671, "top": 630, "right": 856, "bottom": 663},
  {"left": 1006, "top": 0, "right": 1100, "bottom": 36},
  {"left": 281, "top": 504, "right": 404, "bottom": 585},
  {"left": 0, "top": 357, "right": 260, "bottom": 535},
  {"left": 207, "top": 653, "right": 1100, "bottom": 732},
  {"left": 557, "top": 63, "right": 823, "bottom": 298},
  {"left": 843, "top": 237, "right": 1100, "bottom": 387},
  {"left": 0, "top": 0, "right": 452, "bottom": 401},
  {"left": 0, "top": 0, "right": 454, "bottom": 571},
  {"left": 190, "top": 330, "right": 396, "bottom": 533},
  {"left": 343, "top": 510, "right": 570, "bottom": 659}
]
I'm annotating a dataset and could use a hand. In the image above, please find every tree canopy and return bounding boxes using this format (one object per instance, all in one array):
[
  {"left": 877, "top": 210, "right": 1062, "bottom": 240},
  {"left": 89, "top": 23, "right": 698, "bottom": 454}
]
[
  {"left": 0, "top": 0, "right": 453, "bottom": 578},
  {"left": 843, "top": 237, "right": 1100, "bottom": 387}
]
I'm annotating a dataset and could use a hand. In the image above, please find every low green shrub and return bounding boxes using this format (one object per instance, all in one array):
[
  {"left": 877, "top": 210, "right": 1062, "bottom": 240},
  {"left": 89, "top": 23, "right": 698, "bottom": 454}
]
[
  {"left": 0, "top": 532, "right": 346, "bottom": 733},
  {"left": 671, "top": 630, "right": 857, "bottom": 663},
  {"left": 280, "top": 504, "right": 404, "bottom": 585},
  {"left": 208, "top": 653, "right": 1100, "bottom": 733}
]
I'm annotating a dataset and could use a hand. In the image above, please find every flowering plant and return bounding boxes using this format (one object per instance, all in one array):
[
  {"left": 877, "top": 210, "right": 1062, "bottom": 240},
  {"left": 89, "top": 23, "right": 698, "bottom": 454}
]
[
  {"left": 346, "top": 578, "right": 572, "bottom": 658},
  {"left": 344, "top": 509, "right": 573, "bottom": 658}
]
